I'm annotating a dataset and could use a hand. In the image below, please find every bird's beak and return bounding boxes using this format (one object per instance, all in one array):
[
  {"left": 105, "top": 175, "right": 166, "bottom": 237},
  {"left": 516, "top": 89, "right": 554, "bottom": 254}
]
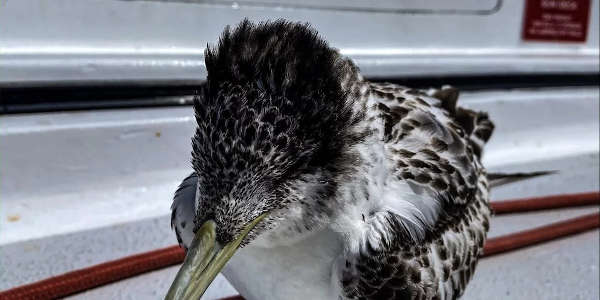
[{"left": 165, "top": 214, "right": 265, "bottom": 300}]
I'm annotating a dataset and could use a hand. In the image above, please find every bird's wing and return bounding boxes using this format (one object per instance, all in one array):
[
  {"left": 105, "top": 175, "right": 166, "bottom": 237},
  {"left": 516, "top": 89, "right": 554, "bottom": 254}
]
[
  {"left": 338, "top": 84, "right": 494, "bottom": 299},
  {"left": 171, "top": 172, "right": 198, "bottom": 250}
]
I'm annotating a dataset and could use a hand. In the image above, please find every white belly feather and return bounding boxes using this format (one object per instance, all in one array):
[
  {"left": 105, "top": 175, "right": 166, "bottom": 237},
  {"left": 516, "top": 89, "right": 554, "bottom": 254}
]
[{"left": 222, "top": 228, "right": 343, "bottom": 300}]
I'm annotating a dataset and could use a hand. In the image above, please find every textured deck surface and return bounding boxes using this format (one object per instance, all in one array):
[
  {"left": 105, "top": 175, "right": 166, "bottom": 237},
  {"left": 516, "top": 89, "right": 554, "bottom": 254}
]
[{"left": 2, "top": 88, "right": 598, "bottom": 299}]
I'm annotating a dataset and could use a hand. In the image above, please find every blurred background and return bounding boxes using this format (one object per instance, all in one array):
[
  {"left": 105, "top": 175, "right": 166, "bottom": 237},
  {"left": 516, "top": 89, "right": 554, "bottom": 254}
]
[{"left": 1, "top": 0, "right": 598, "bottom": 299}]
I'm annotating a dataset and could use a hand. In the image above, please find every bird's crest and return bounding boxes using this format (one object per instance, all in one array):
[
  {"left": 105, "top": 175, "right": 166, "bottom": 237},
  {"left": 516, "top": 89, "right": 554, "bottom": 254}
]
[
  {"left": 190, "top": 20, "right": 366, "bottom": 239},
  {"left": 193, "top": 19, "right": 362, "bottom": 178}
]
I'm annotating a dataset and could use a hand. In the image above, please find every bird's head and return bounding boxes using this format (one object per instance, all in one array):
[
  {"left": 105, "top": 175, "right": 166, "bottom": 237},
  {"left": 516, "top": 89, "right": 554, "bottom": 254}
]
[{"left": 167, "top": 19, "right": 365, "bottom": 299}]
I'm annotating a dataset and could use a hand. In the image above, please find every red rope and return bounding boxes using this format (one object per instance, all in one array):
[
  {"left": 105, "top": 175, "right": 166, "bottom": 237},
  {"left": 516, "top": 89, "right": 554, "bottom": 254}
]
[
  {"left": 482, "top": 212, "right": 599, "bottom": 257},
  {"left": 490, "top": 191, "right": 599, "bottom": 215},
  {"left": 1, "top": 192, "right": 598, "bottom": 300},
  {"left": 0, "top": 246, "right": 184, "bottom": 300}
]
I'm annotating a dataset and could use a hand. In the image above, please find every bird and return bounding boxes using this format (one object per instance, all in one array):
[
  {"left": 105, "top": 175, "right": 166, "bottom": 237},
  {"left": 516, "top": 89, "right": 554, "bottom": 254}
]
[{"left": 167, "top": 19, "right": 497, "bottom": 300}]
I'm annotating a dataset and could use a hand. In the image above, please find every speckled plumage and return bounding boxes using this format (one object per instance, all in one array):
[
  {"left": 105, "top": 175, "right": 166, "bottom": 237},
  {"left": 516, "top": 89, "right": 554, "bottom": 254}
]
[
  {"left": 171, "top": 19, "right": 494, "bottom": 300},
  {"left": 336, "top": 83, "right": 493, "bottom": 300}
]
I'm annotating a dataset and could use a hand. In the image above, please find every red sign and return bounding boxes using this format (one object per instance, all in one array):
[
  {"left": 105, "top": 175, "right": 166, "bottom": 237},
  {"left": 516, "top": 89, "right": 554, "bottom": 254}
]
[{"left": 523, "top": 0, "right": 591, "bottom": 42}]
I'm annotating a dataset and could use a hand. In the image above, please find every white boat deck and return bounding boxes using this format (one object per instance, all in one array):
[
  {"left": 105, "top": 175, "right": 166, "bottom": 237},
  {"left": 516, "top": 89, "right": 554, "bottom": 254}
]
[{"left": 1, "top": 87, "right": 598, "bottom": 299}]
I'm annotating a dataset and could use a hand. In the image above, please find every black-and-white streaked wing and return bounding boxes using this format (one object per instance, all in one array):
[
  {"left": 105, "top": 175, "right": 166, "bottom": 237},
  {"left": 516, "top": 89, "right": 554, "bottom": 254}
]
[
  {"left": 337, "top": 84, "right": 493, "bottom": 299},
  {"left": 171, "top": 173, "right": 198, "bottom": 250}
]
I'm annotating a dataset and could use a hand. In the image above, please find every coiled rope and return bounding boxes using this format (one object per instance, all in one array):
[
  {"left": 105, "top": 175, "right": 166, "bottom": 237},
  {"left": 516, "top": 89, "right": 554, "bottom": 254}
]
[{"left": 1, "top": 191, "right": 598, "bottom": 300}]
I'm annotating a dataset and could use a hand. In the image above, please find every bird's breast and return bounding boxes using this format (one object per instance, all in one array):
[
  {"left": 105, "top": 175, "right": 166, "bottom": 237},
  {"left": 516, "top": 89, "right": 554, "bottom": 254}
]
[{"left": 222, "top": 227, "right": 344, "bottom": 300}]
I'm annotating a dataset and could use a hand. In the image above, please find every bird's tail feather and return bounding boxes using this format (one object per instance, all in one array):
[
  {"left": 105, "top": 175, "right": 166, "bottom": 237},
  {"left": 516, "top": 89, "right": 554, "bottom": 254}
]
[{"left": 488, "top": 170, "right": 557, "bottom": 188}]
